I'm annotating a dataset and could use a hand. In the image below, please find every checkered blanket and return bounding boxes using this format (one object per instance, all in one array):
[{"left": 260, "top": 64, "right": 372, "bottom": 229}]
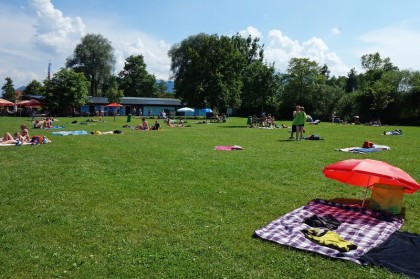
[{"left": 254, "top": 199, "right": 403, "bottom": 264}]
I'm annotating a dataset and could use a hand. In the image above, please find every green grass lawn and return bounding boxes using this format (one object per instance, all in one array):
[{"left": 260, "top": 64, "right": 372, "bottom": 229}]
[{"left": 0, "top": 116, "right": 419, "bottom": 278}]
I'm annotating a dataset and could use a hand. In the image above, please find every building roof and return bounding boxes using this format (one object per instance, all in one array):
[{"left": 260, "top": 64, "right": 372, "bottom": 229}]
[{"left": 88, "top": 96, "right": 182, "bottom": 106}]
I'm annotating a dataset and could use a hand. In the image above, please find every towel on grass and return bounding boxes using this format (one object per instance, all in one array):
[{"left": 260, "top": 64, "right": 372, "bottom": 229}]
[
  {"left": 51, "top": 130, "right": 89, "bottom": 136},
  {"left": 214, "top": 145, "right": 243, "bottom": 151},
  {"left": 359, "top": 231, "right": 420, "bottom": 278},
  {"left": 254, "top": 199, "right": 403, "bottom": 264},
  {"left": 337, "top": 144, "right": 390, "bottom": 154},
  {"left": 0, "top": 142, "right": 32, "bottom": 147}
]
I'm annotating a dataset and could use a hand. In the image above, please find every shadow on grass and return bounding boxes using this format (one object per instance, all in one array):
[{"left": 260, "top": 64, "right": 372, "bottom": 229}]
[
  {"left": 218, "top": 125, "right": 250, "bottom": 128},
  {"left": 277, "top": 139, "right": 299, "bottom": 142}
]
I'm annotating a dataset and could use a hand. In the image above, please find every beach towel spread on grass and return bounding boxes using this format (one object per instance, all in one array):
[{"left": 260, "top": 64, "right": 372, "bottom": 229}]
[
  {"left": 214, "top": 145, "right": 243, "bottom": 151},
  {"left": 337, "top": 144, "right": 390, "bottom": 154},
  {"left": 51, "top": 130, "right": 89, "bottom": 136},
  {"left": 0, "top": 142, "right": 32, "bottom": 147},
  {"left": 359, "top": 231, "right": 420, "bottom": 278},
  {"left": 254, "top": 199, "right": 403, "bottom": 264}
]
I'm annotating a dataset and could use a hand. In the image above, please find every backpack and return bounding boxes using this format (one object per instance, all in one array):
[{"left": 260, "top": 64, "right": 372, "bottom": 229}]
[
  {"left": 363, "top": 141, "right": 374, "bottom": 148},
  {"left": 31, "top": 135, "right": 45, "bottom": 144},
  {"left": 308, "top": 134, "right": 321, "bottom": 140}
]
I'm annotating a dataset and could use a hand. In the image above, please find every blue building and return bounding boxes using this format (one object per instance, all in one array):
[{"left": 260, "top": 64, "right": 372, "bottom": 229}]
[{"left": 80, "top": 96, "right": 182, "bottom": 117}]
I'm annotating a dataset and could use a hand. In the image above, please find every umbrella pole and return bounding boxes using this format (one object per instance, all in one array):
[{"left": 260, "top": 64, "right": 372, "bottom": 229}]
[
  {"left": 361, "top": 175, "right": 371, "bottom": 208},
  {"left": 361, "top": 188, "right": 368, "bottom": 208}
]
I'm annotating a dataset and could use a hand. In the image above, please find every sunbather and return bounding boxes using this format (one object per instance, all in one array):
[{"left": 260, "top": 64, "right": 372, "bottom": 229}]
[
  {"left": 384, "top": 129, "right": 402, "bottom": 135},
  {"left": 149, "top": 120, "right": 160, "bottom": 130},
  {"left": 1, "top": 129, "right": 30, "bottom": 145},
  {"left": 134, "top": 118, "right": 149, "bottom": 130}
]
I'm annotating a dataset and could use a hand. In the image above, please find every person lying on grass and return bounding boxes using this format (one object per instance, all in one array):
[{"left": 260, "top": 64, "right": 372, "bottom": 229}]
[
  {"left": 383, "top": 129, "right": 402, "bottom": 135},
  {"left": 1, "top": 128, "right": 30, "bottom": 144}
]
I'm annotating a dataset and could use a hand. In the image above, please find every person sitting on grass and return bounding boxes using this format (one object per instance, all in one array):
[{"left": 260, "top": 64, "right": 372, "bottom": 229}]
[
  {"left": 165, "top": 118, "right": 173, "bottom": 127},
  {"left": 177, "top": 119, "right": 185, "bottom": 127},
  {"left": 149, "top": 120, "right": 161, "bottom": 130},
  {"left": 135, "top": 117, "right": 149, "bottom": 130},
  {"left": 42, "top": 117, "right": 53, "bottom": 129},
  {"left": 33, "top": 120, "right": 41, "bottom": 129}
]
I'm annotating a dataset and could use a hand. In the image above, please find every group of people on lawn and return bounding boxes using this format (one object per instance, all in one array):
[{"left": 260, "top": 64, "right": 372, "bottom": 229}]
[
  {"left": 133, "top": 116, "right": 188, "bottom": 130},
  {"left": 33, "top": 117, "right": 55, "bottom": 129},
  {"left": 1, "top": 124, "right": 51, "bottom": 145}
]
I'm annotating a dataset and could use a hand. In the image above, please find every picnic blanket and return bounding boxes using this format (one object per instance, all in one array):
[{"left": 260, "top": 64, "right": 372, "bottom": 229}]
[
  {"left": 214, "top": 145, "right": 243, "bottom": 151},
  {"left": 51, "top": 130, "right": 89, "bottom": 136},
  {"left": 254, "top": 199, "right": 403, "bottom": 264},
  {"left": 337, "top": 144, "right": 390, "bottom": 154}
]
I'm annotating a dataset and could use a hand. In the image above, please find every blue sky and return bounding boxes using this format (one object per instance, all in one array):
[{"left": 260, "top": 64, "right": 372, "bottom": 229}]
[{"left": 1, "top": 0, "right": 420, "bottom": 87}]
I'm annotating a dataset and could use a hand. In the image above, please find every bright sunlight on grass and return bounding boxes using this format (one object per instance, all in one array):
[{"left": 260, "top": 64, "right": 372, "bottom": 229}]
[{"left": 0, "top": 116, "right": 418, "bottom": 278}]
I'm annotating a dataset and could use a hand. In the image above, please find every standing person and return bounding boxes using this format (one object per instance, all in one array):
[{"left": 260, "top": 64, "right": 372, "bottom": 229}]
[
  {"left": 295, "top": 106, "right": 307, "bottom": 140},
  {"left": 139, "top": 108, "right": 143, "bottom": 116},
  {"left": 290, "top": 105, "right": 300, "bottom": 139},
  {"left": 133, "top": 107, "right": 137, "bottom": 116},
  {"left": 148, "top": 109, "right": 152, "bottom": 117}
]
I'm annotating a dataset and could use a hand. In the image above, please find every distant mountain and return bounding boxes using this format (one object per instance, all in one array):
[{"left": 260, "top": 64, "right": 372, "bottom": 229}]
[
  {"left": 16, "top": 86, "right": 26, "bottom": 91},
  {"left": 165, "top": 80, "right": 174, "bottom": 93},
  {"left": 157, "top": 80, "right": 174, "bottom": 93}
]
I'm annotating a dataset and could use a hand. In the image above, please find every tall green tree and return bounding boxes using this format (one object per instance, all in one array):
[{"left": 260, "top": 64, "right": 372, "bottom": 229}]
[
  {"left": 66, "top": 33, "right": 115, "bottom": 97},
  {"left": 241, "top": 61, "right": 281, "bottom": 113},
  {"left": 156, "top": 80, "right": 169, "bottom": 97},
  {"left": 281, "top": 58, "right": 324, "bottom": 116},
  {"left": 400, "top": 70, "right": 420, "bottom": 124},
  {"left": 345, "top": 68, "right": 358, "bottom": 93},
  {"left": 2, "top": 77, "right": 16, "bottom": 101},
  {"left": 118, "top": 55, "right": 157, "bottom": 97},
  {"left": 168, "top": 33, "right": 246, "bottom": 111},
  {"left": 369, "top": 70, "right": 403, "bottom": 122},
  {"left": 43, "top": 68, "right": 90, "bottom": 116},
  {"left": 102, "top": 75, "right": 123, "bottom": 103},
  {"left": 231, "top": 34, "right": 264, "bottom": 64},
  {"left": 23, "top": 80, "right": 44, "bottom": 97}
]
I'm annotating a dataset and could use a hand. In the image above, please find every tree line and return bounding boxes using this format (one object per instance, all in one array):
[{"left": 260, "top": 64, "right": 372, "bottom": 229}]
[{"left": 1, "top": 33, "right": 419, "bottom": 124}]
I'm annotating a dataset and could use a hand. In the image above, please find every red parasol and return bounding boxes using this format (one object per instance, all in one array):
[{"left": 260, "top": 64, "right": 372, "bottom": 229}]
[
  {"left": 17, "top": 99, "right": 43, "bottom": 107},
  {"left": 323, "top": 159, "right": 420, "bottom": 206},
  {"left": 105, "top": 103, "right": 123, "bottom": 121},
  {"left": 105, "top": 102, "right": 123, "bottom": 107},
  {"left": 0, "top": 98, "right": 14, "bottom": 106}
]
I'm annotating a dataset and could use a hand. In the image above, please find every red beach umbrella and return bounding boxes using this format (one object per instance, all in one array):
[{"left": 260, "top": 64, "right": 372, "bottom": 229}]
[
  {"left": 105, "top": 103, "right": 123, "bottom": 121},
  {"left": 0, "top": 98, "right": 14, "bottom": 106},
  {"left": 105, "top": 102, "right": 123, "bottom": 107},
  {"left": 323, "top": 159, "right": 420, "bottom": 206}
]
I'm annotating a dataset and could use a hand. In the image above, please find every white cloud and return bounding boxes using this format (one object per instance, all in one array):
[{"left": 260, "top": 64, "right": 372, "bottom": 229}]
[
  {"left": 238, "top": 26, "right": 262, "bottom": 39},
  {"left": 357, "top": 27, "right": 420, "bottom": 70},
  {"left": 29, "top": 0, "right": 85, "bottom": 54},
  {"left": 265, "top": 29, "right": 350, "bottom": 76},
  {"left": 113, "top": 34, "right": 172, "bottom": 80},
  {"left": 331, "top": 27, "right": 341, "bottom": 35}
]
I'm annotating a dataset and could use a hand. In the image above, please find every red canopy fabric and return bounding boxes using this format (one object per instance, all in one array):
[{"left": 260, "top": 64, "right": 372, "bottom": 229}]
[
  {"left": 0, "top": 98, "right": 14, "bottom": 106},
  {"left": 323, "top": 159, "right": 420, "bottom": 194},
  {"left": 17, "top": 99, "right": 43, "bottom": 107},
  {"left": 105, "top": 103, "right": 122, "bottom": 107}
]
